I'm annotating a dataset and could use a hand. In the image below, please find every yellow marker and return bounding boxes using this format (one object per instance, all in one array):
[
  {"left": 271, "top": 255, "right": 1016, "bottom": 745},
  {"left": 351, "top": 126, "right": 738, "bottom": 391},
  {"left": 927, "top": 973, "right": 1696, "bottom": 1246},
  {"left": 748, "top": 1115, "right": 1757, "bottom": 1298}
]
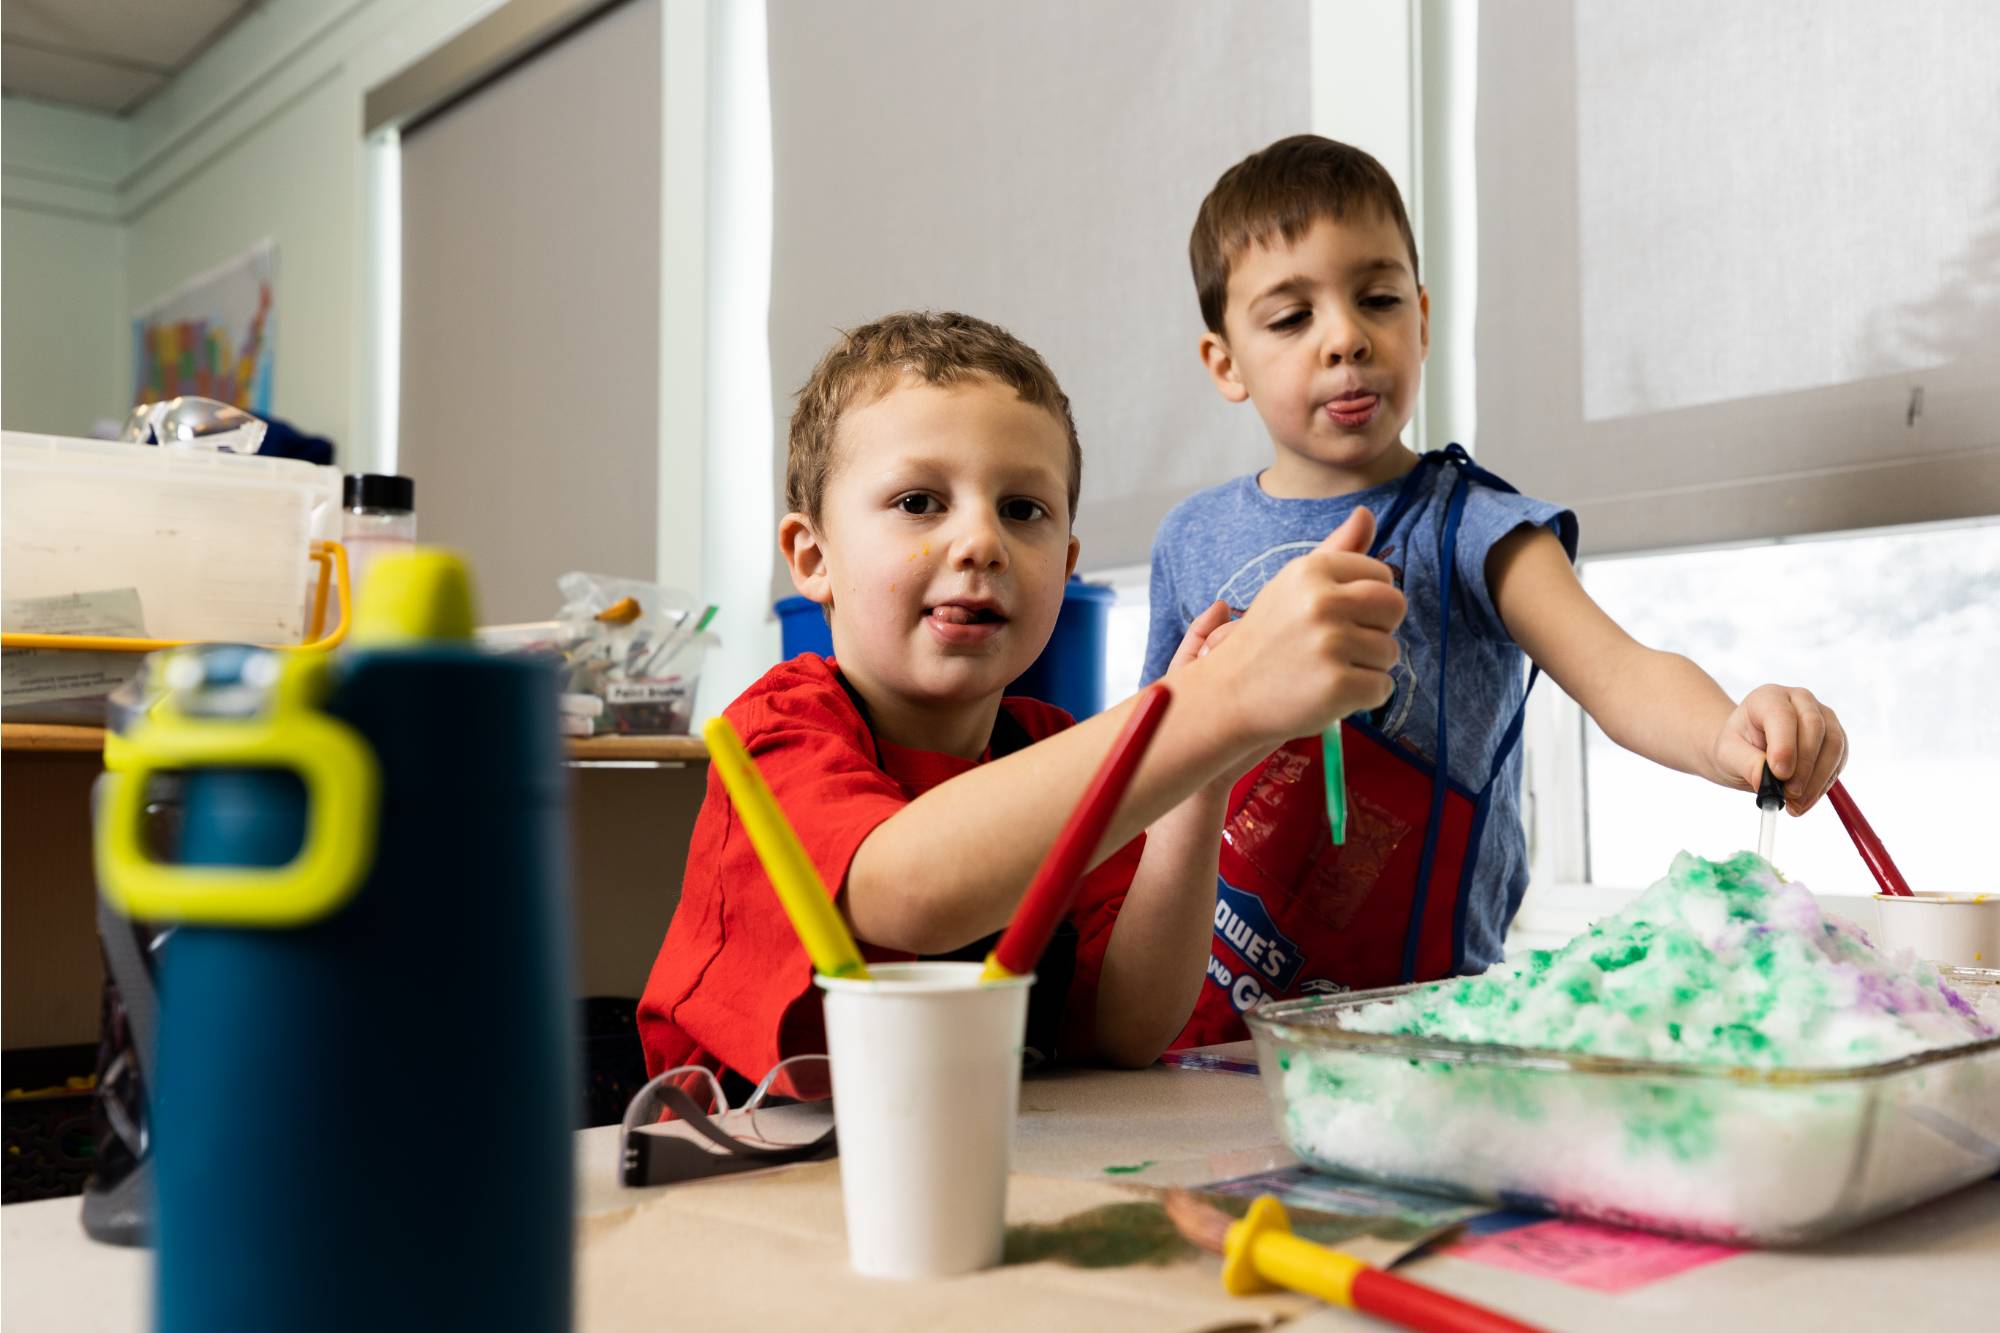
[{"left": 703, "top": 717, "right": 872, "bottom": 980}]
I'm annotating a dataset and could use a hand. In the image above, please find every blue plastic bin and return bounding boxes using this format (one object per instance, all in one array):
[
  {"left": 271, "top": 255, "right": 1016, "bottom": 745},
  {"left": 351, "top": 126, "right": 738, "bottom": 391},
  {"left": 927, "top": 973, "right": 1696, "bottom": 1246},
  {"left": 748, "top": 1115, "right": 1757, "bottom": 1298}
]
[
  {"left": 774, "top": 577, "right": 1115, "bottom": 721},
  {"left": 1007, "top": 578, "right": 1115, "bottom": 721},
  {"left": 774, "top": 595, "right": 835, "bottom": 661}
]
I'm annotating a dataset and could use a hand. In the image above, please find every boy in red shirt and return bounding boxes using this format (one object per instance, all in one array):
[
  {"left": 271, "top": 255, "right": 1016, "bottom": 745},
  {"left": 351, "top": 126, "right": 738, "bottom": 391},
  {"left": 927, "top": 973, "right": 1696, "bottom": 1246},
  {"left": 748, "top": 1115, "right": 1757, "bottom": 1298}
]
[{"left": 639, "top": 310, "right": 1405, "bottom": 1094}]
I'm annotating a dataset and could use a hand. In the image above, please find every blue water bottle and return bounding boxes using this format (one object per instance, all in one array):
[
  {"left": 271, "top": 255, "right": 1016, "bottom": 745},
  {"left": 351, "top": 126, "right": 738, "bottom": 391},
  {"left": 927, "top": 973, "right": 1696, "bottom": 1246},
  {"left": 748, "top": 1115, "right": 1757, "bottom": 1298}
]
[{"left": 96, "top": 551, "right": 574, "bottom": 1333}]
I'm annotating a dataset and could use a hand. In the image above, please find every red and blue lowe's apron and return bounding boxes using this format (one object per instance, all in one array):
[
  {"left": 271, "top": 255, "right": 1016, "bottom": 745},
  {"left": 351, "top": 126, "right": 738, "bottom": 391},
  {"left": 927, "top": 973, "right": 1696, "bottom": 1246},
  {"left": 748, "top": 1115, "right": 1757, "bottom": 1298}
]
[{"left": 1175, "top": 445, "right": 1547, "bottom": 1046}]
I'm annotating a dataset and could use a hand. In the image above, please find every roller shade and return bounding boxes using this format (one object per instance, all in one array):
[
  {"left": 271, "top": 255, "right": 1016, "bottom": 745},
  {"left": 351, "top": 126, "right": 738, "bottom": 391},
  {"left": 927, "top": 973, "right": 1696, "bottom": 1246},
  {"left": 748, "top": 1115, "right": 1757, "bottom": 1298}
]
[
  {"left": 1475, "top": 0, "right": 2000, "bottom": 555},
  {"left": 766, "top": 0, "right": 1310, "bottom": 585},
  {"left": 399, "top": 0, "right": 662, "bottom": 621}
]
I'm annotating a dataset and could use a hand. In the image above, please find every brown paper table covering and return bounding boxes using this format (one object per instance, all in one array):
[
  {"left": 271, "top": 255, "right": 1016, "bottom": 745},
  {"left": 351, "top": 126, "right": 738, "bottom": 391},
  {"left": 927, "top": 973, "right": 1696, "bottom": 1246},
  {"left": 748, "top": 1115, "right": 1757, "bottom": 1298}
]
[{"left": 579, "top": 1160, "right": 1308, "bottom": 1333}]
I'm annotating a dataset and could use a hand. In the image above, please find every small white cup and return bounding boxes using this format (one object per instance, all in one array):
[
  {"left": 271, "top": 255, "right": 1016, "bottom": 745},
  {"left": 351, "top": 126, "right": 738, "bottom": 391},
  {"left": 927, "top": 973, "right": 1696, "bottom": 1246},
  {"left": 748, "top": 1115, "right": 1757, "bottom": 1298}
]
[
  {"left": 1875, "top": 892, "right": 2000, "bottom": 968},
  {"left": 816, "top": 961, "right": 1032, "bottom": 1279}
]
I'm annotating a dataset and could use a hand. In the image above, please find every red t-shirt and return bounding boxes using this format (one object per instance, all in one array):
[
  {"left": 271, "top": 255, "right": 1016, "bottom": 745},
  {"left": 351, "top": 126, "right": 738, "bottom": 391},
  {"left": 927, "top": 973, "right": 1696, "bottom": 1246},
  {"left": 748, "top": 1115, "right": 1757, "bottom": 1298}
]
[{"left": 638, "top": 654, "right": 1144, "bottom": 1085}]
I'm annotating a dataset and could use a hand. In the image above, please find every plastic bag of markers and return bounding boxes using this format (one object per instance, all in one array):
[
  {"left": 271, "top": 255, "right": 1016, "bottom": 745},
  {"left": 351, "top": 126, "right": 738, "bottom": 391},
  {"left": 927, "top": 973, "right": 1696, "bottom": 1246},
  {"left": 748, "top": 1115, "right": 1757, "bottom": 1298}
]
[{"left": 554, "top": 572, "right": 717, "bottom": 736}]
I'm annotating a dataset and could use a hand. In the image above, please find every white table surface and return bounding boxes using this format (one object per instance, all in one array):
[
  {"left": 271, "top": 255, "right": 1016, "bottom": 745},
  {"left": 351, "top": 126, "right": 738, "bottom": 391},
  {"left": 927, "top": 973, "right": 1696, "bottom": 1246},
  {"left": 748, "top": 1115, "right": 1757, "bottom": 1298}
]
[{"left": 6, "top": 1052, "right": 1996, "bottom": 1331}]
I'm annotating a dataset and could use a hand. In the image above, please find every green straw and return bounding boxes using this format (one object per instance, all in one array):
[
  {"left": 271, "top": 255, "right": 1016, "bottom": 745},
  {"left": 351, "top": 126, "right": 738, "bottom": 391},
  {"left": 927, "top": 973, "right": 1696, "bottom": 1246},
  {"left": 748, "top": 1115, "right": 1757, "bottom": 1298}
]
[{"left": 1321, "top": 724, "right": 1347, "bottom": 845}]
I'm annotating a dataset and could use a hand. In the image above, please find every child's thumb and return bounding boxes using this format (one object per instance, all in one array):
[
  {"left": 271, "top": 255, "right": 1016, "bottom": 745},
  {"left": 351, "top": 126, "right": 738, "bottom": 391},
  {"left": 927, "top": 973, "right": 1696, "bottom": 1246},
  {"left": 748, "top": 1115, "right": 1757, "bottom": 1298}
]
[{"left": 1320, "top": 505, "right": 1377, "bottom": 556}]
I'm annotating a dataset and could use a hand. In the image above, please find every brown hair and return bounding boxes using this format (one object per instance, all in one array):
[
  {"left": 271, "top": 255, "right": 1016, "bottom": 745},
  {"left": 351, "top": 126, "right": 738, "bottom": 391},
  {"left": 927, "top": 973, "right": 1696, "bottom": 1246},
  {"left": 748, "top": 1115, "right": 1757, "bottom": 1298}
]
[
  {"left": 786, "top": 310, "right": 1082, "bottom": 525},
  {"left": 1189, "top": 135, "right": 1420, "bottom": 335}
]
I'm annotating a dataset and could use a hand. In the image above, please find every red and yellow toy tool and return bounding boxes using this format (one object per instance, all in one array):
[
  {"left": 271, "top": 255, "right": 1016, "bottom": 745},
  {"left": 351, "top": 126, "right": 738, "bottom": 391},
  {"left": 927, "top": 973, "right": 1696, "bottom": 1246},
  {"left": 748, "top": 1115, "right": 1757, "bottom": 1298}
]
[{"left": 1164, "top": 1192, "right": 1546, "bottom": 1333}]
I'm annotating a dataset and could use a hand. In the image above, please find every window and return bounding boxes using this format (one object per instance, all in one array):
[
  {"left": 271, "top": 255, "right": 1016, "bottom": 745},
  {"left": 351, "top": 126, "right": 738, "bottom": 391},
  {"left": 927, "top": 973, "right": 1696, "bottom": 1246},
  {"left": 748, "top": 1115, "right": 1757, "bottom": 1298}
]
[
  {"left": 1478, "top": 0, "right": 2000, "bottom": 947},
  {"left": 1579, "top": 519, "right": 1999, "bottom": 897},
  {"left": 1090, "top": 563, "right": 1153, "bottom": 712},
  {"left": 1575, "top": 1, "right": 2000, "bottom": 423},
  {"left": 1477, "top": 0, "right": 2000, "bottom": 559}
]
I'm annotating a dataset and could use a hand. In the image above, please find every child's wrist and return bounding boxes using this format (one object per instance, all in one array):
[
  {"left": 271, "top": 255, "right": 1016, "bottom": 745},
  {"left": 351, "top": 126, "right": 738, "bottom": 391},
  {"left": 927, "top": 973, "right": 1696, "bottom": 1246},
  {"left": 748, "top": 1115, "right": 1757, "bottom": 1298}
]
[{"left": 1181, "top": 653, "right": 1286, "bottom": 757}]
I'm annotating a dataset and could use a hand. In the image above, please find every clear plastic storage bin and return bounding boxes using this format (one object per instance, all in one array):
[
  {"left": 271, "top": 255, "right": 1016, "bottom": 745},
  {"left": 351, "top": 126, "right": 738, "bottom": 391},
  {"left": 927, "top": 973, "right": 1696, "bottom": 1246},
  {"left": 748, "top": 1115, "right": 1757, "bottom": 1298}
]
[
  {"left": 1246, "top": 967, "right": 2000, "bottom": 1245},
  {"left": 3, "top": 432, "right": 342, "bottom": 722},
  {"left": 3, "top": 431, "right": 339, "bottom": 642}
]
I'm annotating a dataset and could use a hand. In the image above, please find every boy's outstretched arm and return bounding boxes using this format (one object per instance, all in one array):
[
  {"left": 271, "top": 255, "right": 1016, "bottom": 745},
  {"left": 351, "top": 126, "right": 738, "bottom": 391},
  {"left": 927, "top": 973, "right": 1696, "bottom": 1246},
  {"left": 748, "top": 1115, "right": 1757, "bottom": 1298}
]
[
  {"left": 844, "top": 509, "right": 1404, "bottom": 963},
  {"left": 1488, "top": 526, "right": 1847, "bottom": 816}
]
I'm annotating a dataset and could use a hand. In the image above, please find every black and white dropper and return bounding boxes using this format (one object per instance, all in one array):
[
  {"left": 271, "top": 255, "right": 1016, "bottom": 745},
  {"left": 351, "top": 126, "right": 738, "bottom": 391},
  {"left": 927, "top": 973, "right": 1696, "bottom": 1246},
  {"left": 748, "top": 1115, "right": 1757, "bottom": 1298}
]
[{"left": 1756, "top": 762, "right": 1785, "bottom": 862}]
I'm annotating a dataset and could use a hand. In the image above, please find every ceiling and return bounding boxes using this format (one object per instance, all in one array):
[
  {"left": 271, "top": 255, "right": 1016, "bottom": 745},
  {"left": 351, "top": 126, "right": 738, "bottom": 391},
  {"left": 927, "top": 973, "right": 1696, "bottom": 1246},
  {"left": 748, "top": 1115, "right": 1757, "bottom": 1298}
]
[{"left": 2, "top": 0, "right": 261, "bottom": 117}]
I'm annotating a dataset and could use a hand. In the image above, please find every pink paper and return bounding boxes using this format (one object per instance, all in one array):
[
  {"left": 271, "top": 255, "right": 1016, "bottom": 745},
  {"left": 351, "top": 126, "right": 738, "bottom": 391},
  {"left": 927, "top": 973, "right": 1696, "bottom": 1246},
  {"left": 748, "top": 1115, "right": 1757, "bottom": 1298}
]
[{"left": 1449, "top": 1218, "right": 1740, "bottom": 1293}]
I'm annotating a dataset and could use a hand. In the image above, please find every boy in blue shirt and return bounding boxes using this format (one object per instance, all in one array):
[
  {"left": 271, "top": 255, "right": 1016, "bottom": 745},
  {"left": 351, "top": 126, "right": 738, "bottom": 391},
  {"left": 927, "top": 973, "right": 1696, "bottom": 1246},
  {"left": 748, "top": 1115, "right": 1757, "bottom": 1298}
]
[{"left": 1146, "top": 136, "right": 1848, "bottom": 1043}]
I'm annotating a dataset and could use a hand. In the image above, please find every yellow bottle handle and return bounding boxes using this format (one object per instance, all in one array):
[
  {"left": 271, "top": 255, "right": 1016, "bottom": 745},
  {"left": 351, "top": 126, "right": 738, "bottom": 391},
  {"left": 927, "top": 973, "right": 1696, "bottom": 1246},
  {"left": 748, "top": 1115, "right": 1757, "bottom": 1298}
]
[{"left": 97, "top": 657, "right": 379, "bottom": 927}]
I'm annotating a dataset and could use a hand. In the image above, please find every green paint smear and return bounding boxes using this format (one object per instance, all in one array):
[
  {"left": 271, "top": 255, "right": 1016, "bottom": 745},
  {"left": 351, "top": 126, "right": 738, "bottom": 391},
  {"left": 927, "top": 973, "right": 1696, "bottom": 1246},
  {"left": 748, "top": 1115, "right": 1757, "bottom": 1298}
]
[
  {"left": 1101, "top": 1161, "right": 1155, "bottom": 1175},
  {"left": 1006, "top": 1194, "right": 1439, "bottom": 1272},
  {"left": 1307, "top": 1064, "right": 1352, "bottom": 1100},
  {"left": 1002, "top": 1202, "right": 1191, "bottom": 1269},
  {"left": 1622, "top": 1085, "right": 1718, "bottom": 1162},
  {"left": 1590, "top": 933, "right": 1651, "bottom": 973}
]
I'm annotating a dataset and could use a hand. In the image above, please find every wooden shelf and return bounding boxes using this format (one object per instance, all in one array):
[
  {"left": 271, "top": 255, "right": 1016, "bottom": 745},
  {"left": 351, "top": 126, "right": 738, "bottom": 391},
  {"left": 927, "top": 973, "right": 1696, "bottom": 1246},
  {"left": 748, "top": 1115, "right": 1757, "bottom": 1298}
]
[
  {"left": 2, "top": 723, "right": 706, "bottom": 764},
  {"left": 564, "top": 734, "right": 707, "bottom": 763},
  {"left": 0, "top": 724, "right": 106, "bottom": 754}
]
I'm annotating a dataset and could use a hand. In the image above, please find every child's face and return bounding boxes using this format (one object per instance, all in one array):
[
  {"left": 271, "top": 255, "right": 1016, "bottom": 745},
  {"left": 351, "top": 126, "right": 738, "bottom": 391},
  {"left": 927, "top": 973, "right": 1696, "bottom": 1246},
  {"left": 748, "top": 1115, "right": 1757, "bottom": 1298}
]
[
  {"left": 1202, "top": 212, "right": 1429, "bottom": 488},
  {"left": 786, "top": 375, "right": 1080, "bottom": 715}
]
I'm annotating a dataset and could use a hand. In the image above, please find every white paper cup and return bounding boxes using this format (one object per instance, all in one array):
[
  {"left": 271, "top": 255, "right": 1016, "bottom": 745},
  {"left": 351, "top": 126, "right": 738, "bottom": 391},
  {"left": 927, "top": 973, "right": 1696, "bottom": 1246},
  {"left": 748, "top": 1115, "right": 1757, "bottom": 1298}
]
[
  {"left": 816, "top": 961, "right": 1032, "bottom": 1279},
  {"left": 1875, "top": 892, "right": 2000, "bottom": 967}
]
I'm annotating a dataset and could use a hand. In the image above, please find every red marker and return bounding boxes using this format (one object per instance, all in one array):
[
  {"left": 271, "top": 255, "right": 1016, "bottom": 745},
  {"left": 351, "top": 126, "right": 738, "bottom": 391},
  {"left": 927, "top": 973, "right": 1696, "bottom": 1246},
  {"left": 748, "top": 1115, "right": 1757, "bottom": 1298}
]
[
  {"left": 1828, "top": 779, "right": 1914, "bottom": 898},
  {"left": 981, "top": 684, "right": 1173, "bottom": 982}
]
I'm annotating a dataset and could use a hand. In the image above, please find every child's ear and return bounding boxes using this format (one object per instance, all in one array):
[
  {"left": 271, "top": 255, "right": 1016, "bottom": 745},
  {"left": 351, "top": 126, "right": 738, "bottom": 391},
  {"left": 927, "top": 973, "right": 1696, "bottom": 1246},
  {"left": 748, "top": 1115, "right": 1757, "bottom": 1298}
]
[
  {"left": 779, "top": 512, "right": 834, "bottom": 608},
  {"left": 1419, "top": 286, "right": 1431, "bottom": 362},
  {"left": 1064, "top": 534, "right": 1080, "bottom": 581},
  {"left": 1199, "top": 331, "right": 1250, "bottom": 404}
]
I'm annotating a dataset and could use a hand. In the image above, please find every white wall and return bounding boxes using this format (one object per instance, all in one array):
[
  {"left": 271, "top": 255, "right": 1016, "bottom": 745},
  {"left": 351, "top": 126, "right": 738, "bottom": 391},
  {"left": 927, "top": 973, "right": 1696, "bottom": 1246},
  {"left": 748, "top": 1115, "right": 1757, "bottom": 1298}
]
[
  {"left": 126, "top": 0, "right": 509, "bottom": 472},
  {"left": 3, "top": 0, "right": 501, "bottom": 469},
  {"left": 1, "top": 99, "right": 129, "bottom": 435},
  {"left": 123, "top": 72, "right": 361, "bottom": 448}
]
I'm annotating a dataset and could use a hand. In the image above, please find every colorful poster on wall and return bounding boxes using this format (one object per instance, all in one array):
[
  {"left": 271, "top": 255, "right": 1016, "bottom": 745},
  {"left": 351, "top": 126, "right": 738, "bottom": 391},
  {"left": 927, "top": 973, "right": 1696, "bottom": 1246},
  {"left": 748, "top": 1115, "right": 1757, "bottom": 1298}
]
[{"left": 132, "top": 239, "right": 276, "bottom": 414}]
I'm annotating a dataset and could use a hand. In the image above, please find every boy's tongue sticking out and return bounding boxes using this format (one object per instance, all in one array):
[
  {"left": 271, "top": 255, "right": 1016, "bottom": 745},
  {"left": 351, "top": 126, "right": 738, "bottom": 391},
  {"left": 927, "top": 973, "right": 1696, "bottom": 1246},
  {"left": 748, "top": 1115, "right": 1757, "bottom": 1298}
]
[
  {"left": 1323, "top": 389, "right": 1381, "bottom": 428},
  {"left": 925, "top": 598, "right": 1008, "bottom": 646}
]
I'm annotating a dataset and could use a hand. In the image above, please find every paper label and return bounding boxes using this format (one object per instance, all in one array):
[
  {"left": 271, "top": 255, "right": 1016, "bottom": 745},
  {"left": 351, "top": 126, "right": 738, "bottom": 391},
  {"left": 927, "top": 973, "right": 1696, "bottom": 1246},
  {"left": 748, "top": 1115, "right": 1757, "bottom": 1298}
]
[
  {"left": 4, "top": 588, "right": 147, "bottom": 637},
  {"left": 2, "top": 588, "right": 148, "bottom": 706},
  {"left": 1449, "top": 1217, "right": 1740, "bottom": 1292},
  {"left": 605, "top": 680, "right": 686, "bottom": 705}
]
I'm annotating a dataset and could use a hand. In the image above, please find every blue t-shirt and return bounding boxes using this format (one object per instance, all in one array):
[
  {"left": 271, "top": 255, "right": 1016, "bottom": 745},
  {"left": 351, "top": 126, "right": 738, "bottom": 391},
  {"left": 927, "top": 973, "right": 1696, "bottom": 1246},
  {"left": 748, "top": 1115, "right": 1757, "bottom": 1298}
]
[{"left": 1141, "top": 455, "right": 1577, "bottom": 971}]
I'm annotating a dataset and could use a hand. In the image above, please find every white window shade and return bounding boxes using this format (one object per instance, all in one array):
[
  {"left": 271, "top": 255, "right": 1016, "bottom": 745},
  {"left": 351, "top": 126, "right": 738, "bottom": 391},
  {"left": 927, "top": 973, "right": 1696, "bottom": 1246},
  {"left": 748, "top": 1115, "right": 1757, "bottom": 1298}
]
[
  {"left": 398, "top": 0, "right": 662, "bottom": 622},
  {"left": 1476, "top": 0, "right": 2000, "bottom": 556},
  {"left": 766, "top": 0, "right": 1308, "bottom": 583}
]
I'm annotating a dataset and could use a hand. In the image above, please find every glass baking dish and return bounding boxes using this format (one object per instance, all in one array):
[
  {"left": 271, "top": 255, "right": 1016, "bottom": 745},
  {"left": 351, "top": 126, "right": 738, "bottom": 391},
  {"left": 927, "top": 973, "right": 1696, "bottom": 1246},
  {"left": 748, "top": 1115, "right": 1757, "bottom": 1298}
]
[{"left": 1245, "top": 966, "right": 2000, "bottom": 1245}]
